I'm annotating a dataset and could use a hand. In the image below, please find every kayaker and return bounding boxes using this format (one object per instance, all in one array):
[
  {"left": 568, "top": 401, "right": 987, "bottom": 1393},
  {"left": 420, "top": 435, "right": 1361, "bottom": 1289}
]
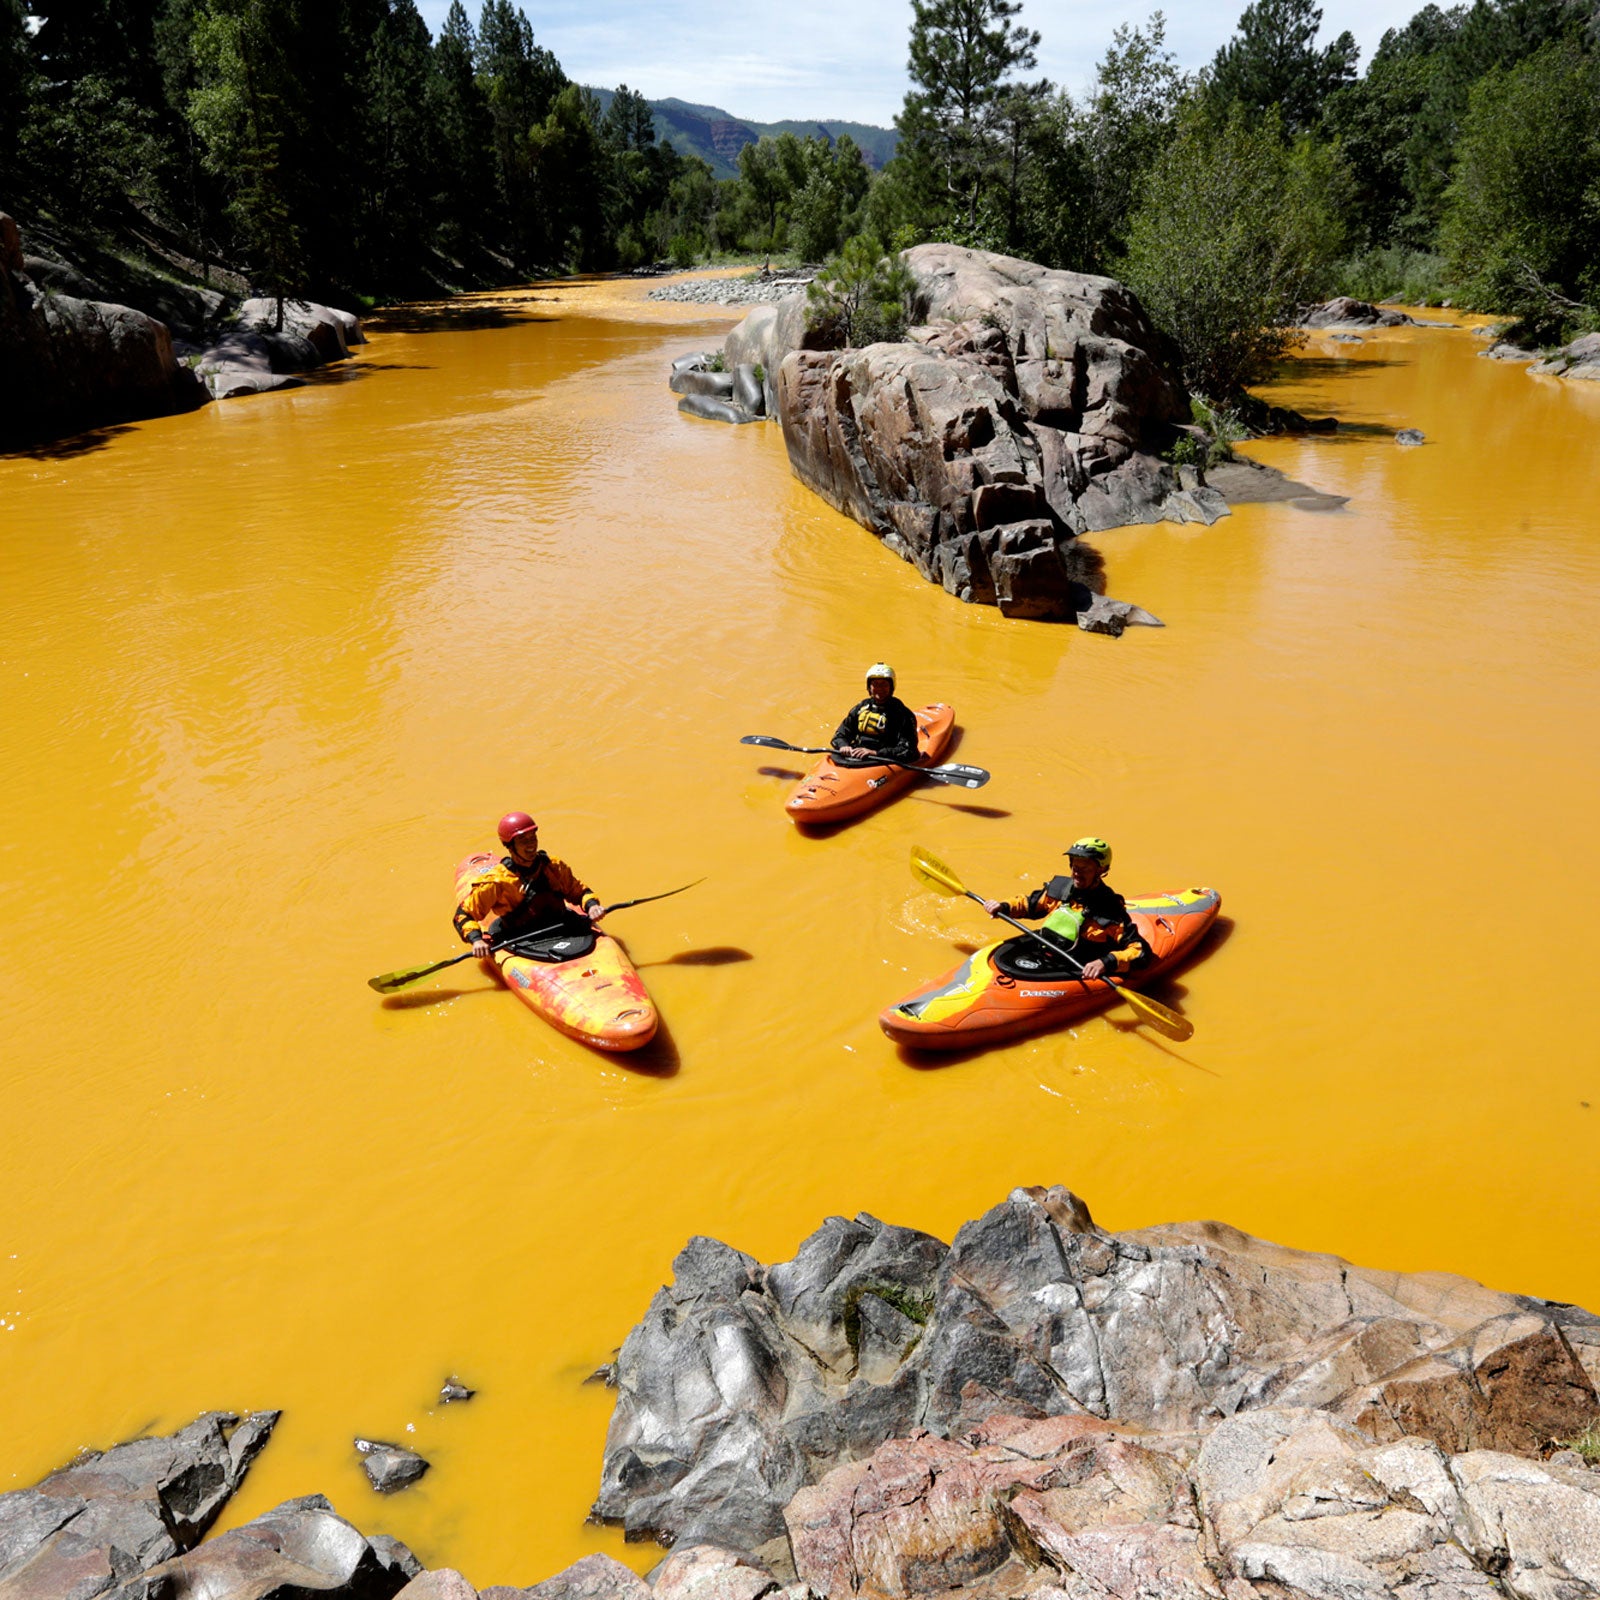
[
  {"left": 831, "top": 663, "right": 920, "bottom": 766},
  {"left": 453, "top": 812, "right": 604, "bottom": 959},
  {"left": 981, "top": 837, "right": 1153, "bottom": 981}
]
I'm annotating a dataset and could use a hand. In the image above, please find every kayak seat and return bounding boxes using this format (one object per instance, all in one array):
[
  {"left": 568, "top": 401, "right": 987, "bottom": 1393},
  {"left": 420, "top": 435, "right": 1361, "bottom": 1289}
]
[{"left": 992, "top": 936, "right": 1082, "bottom": 981}]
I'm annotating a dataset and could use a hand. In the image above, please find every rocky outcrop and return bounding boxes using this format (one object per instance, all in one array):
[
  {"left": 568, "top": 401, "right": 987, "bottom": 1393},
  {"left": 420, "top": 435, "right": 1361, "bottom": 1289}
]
[
  {"left": 1299, "top": 297, "right": 1416, "bottom": 329},
  {"left": 593, "top": 1186, "right": 1600, "bottom": 1556},
  {"left": 767, "top": 247, "right": 1220, "bottom": 623},
  {"left": 783, "top": 1408, "right": 1600, "bottom": 1600},
  {"left": 0, "top": 211, "right": 365, "bottom": 446},
  {"left": 179, "top": 296, "right": 367, "bottom": 400},
  {"left": 1530, "top": 331, "right": 1600, "bottom": 380},
  {"left": 0, "top": 1409, "right": 278, "bottom": 1598},
  {"left": 0, "top": 212, "right": 205, "bottom": 446}
]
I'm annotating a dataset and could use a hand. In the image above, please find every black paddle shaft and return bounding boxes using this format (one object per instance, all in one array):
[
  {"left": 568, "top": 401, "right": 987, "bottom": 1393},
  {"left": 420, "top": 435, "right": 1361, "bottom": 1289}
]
[{"left": 739, "top": 735, "right": 988, "bottom": 789}]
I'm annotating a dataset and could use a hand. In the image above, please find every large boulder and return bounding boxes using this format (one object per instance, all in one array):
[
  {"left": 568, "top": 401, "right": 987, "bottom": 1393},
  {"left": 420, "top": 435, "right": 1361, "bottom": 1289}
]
[
  {"left": 763, "top": 246, "right": 1214, "bottom": 624},
  {"left": 1300, "top": 297, "right": 1415, "bottom": 329},
  {"left": 0, "top": 213, "right": 205, "bottom": 447},
  {"left": 1531, "top": 331, "right": 1600, "bottom": 380},
  {"left": 0, "top": 1409, "right": 278, "bottom": 1599},
  {"left": 593, "top": 1186, "right": 1600, "bottom": 1555}
]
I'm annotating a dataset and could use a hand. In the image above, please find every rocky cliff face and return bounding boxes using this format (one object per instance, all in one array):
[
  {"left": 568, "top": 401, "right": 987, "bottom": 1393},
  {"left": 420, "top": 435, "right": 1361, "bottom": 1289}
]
[
  {"left": 593, "top": 1185, "right": 1600, "bottom": 1555},
  {"left": 729, "top": 246, "right": 1228, "bottom": 624}
]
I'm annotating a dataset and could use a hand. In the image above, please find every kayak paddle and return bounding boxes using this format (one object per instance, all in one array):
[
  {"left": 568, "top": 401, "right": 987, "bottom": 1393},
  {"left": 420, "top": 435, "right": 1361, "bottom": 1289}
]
[
  {"left": 908, "top": 845, "right": 1194, "bottom": 1042},
  {"left": 367, "top": 879, "right": 705, "bottom": 994},
  {"left": 740, "top": 735, "right": 989, "bottom": 789}
]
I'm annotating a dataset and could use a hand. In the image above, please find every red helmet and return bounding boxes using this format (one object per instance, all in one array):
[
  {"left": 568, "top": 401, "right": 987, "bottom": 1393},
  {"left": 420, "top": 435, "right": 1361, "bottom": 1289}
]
[{"left": 497, "top": 811, "right": 538, "bottom": 845}]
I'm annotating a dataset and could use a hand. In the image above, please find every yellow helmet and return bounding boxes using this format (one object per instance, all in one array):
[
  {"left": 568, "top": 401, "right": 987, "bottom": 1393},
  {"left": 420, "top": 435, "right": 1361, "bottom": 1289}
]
[
  {"left": 1066, "top": 836, "right": 1112, "bottom": 869},
  {"left": 866, "top": 662, "right": 896, "bottom": 686}
]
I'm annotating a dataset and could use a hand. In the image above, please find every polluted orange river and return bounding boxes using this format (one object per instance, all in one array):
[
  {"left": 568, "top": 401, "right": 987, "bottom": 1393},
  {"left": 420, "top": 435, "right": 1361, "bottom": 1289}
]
[{"left": 2, "top": 276, "right": 1598, "bottom": 1585}]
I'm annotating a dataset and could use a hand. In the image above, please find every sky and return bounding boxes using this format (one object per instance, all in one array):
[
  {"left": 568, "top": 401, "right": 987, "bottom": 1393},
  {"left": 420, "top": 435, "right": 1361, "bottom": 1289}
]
[{"left": 413, "top": 0, "right": 1415, "bottom": 126}]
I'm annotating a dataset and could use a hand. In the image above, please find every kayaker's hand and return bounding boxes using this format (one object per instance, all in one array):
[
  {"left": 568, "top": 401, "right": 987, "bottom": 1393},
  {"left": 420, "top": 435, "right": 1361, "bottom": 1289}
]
[
  {"left": 586, "top": 902, "right": 605, "bottom": 923},
  {"left": 472, "top": 936, "right": 493, "bottom": 958},
  {"left": 982, "top": 899, "right": 1002, "bottom": 916},
  {"left": 1080, "top": 959, "right": 1107, "bottom": 980}
]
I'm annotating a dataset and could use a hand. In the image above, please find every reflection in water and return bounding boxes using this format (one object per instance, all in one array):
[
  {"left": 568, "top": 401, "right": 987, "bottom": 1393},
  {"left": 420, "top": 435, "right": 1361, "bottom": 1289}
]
[{"left": 1, "top": 287, "right": 1597, "bottom": 1587}]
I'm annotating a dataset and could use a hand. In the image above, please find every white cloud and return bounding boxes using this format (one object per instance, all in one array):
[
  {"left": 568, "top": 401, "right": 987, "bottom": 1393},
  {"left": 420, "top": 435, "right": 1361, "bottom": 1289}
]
[{"left": 414, "top": 0, "right": 1417, "bottom": 125}]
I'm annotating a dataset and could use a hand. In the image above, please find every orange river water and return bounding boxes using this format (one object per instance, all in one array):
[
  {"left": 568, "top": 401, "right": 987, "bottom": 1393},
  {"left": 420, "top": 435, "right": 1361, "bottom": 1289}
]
[{"left": 1, "top": 275, "right": 1597, "bottom": 1587}]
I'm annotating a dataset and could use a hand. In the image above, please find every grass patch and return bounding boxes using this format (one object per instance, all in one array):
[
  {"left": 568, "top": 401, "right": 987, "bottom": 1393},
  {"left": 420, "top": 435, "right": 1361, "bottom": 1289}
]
[
  {"left": 1560, "top": 1419, "right": 1600, "bottom": 1463},
  {"left": 841, "top": 1278, "right": 935, "bottom": 1360}
]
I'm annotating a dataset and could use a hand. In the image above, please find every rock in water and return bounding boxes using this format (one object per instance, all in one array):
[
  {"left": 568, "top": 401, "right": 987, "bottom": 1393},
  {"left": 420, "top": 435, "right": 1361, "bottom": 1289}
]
[
  {"left": 355, "top": 1439, "right": 431, "bottom": 1494},
  {"left": 440, "top": 1376, "right": 476, "bottom": 1404},
  {"left": 0, "top": 1409, "right": 278, "bottom": 1596},
  {"left": 1396, "top": 428, "right": 1426, "bottom": 445},
  {"left": 767, "top": 246, "right": 1207, "bottom": 622},
  {"left": 592, "top": 1185, "right": 1600, "bottom": 1552}
]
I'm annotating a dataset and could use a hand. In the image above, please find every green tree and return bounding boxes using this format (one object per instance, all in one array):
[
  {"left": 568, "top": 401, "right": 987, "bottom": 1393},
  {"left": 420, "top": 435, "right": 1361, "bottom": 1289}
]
[
  {"left": 1122, "top": 103, "right": 1351, "bottom": 395},
  {"left": 806, "top": 234, "right": 918, "bottom": 346},
  {"left": 186, "top": 0, "right": 309, "bottom": 315},
  {"left": 357, "top": 0, "right": 438, "bottom": 288},
  {"left": 1440, "top": 40, "right": 1600, "bottom": 332},
  {"left": 475, "top": 0, "right": 565, "bottom": 261},
  {"left": 897, "top": 0, "right": 1048, "bottom": 230},
  {"left": 1036, "top": 12, "right": 1187, "bottom": 271},
  {"left": 1207, "top": 0, "right": 1359, "bottom": 130}
]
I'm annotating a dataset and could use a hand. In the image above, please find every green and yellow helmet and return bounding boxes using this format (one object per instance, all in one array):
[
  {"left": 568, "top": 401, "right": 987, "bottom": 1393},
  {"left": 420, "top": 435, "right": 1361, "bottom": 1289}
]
[{"left": 1065, "top": 836, "right": 1112, "bottom": 869}]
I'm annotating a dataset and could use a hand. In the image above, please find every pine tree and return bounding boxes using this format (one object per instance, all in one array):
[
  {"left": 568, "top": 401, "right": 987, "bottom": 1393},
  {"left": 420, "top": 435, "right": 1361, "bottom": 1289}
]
[
  {"left": 1207, "top": 0, "right": 1359, "bottom": 131},
  {"left": 897, "top": 0, "right": 1048, "bottom": 232}
]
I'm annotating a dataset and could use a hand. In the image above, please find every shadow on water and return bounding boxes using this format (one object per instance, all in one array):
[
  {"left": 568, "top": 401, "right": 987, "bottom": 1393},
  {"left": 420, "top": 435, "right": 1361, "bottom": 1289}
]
[
  {"left": 366, "top": 301, "right": 558, "bottom": 334},
  {"left": 909, "top": 795, "right": 1011, "bottom": 819},
  {"left": 380, "top": 980, "right": 496, "bottom": 1010},
  {"left": 5, "top": 420, "right": 140, "bottom": 460},
  {"left": 298, "top": 360, "right": 433, "bottom": 386},
  {"left": 621, "top": 1011, "right": 681, "bottom": 1078},
  {"left": 638, "top": 946, "right": 753, "bottom": 969},
  {"left": 756, "top": 765, "right": 805, "bottom": 780},
  {"left": 1276, "top": 352, "right": 1412, "bottom": 379}
]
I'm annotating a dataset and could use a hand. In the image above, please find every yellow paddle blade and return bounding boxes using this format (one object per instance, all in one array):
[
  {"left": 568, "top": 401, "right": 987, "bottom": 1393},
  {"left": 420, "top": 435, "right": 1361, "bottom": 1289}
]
[
  {"left": 910, "top": 844, "right": 968, "bottom": 898},
  {"left": 1113, "top": 984, "right": 1194, "bottom": 1042},
  {"left": 366, "top": 952, "right": 465, "bottom": 993}
]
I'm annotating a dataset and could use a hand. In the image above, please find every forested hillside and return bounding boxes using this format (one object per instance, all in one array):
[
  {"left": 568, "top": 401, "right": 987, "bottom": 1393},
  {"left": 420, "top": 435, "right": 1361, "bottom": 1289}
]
[{"left": 2, "top": 0, "right": 1595, "bottom": 365}]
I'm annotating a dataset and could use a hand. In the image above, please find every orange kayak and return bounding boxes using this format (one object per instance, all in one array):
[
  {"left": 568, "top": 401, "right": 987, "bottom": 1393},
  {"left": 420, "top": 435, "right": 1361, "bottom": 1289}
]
[
  {"left": 452, "top": 854, "right": 658, "bottom": 1052},
  {"left": 880, "top": 886, "right": 1220, "bottom": 1049},
  {"left": 785, "top": 703, "right": 956, "bottom": 825}
]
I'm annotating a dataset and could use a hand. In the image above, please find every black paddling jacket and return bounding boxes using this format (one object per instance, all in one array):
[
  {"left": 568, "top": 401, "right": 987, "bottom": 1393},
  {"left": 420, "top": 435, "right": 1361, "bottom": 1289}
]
[
  {"left": 997, "top": 876, "right": 1154, "bottom": 975},
  {"left": 831, "top": 696, "right": 919, "bottom": 763}
]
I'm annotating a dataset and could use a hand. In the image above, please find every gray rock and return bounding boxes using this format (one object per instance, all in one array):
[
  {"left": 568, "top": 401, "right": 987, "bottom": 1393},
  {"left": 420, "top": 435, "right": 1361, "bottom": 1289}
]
[
  {"left": 1395, "top": 428, "right": 1425, "bottom": 445},
  {"left": 397, "top": 1572, "right": 476, "bottom": 1600},
  {"left": 677, "top": 395, "right": 756, "bottom": 425},
  {"left": 670, "top": 368, "right": 734, "bottom": 398},
  {"left": 1531, "top": 330, "right": 1600, "bottom": 380},
  {"left": 440, "top": 1377, "right": 475, "bottom": 1404},
  {"left": 732, "top": 363, "right": 765, "bottom": 416},
  {"left": 0, "top": 1412, "right": 277, "bottom": 1600},
  {"left": 354, "top": 1440, "right": 429, "bottom": 1494},
  {"left": 121, "top": 1494, "right": 413, "bottom": 1599},
  {"left": 595, "top": 1186, "right": 1600, "bottom": 1554},
  {"left": 495, "top": 1553, "right": 651, "bottom": 1600},
  {"left": 649, "top": 1545, "right": 778, "bottom": 1600},
  {"left": 1300, "top": 297, "right": 1415, "bottom": 329}
]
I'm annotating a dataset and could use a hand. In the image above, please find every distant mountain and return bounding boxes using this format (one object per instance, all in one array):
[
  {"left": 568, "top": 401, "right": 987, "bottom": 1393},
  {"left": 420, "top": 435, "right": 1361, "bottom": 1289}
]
[{"left": 588, "top": 91, "right": 898, "bottom": 179}]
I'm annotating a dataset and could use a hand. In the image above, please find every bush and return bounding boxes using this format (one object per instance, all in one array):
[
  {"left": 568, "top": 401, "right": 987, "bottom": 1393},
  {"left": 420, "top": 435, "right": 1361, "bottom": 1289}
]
[
  {"left": 1121, "top": 102, "right": 1350, "bottom": 396},
  {"left": 1331, "top": 247, "right": 1452, "bottom": 305},
  {"left": 1439, "top": 41, "right": 1600, "bottom": 338},
  {"left": 805, "top": 234, "right": 917, "bottom": 347}
]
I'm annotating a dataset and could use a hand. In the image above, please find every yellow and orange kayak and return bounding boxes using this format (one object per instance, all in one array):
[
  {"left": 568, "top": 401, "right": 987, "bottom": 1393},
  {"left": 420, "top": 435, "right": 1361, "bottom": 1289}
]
[
  {"left": 880, "top": 886, "right": 1220, "bottom": 1049},
  {"left": 453, "top": 854, "right": 658, "bottom": 1052},
  {"left": 785, "top": 704, "right": 956, "bottom": 826}
]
